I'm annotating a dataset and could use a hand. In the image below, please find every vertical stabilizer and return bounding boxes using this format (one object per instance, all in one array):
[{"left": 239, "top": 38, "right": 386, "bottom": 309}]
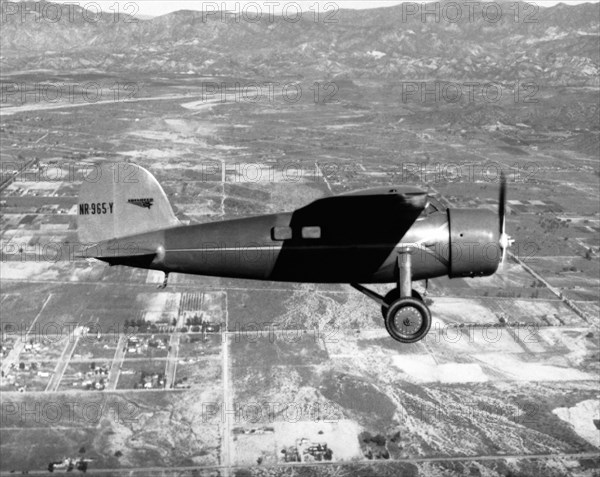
[{"left": 78, "top": 163, "right": 180, "bottom": 242}]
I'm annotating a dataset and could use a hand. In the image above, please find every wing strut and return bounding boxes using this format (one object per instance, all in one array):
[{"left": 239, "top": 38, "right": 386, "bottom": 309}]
[{"left": 350, "top": 283, "right": 385, "bottom": 306}]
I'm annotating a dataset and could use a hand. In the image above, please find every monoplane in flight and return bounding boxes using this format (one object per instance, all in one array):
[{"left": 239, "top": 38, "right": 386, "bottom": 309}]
[{"left": 78, "top": 164, "right": 512, "bottom": 343}]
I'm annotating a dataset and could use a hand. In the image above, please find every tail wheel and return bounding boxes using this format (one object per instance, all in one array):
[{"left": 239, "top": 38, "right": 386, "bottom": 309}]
[
  {"left": 385, "top": 297, "right": 432, "bottom": 343},
  {"left": 381, "top": 288, "right": 423, "bottom": 317}
]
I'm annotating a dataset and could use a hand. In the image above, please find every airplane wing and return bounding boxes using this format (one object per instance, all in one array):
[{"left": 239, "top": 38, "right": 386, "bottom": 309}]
[
  {"left": 270, "top": 186, "right": 429, "bottom": 281},
  {"left": 289, "top": 186, "right": 428, "bottom": 245},
  {"left": 338, "top": 185, "right": 428, "bottom": 207}
]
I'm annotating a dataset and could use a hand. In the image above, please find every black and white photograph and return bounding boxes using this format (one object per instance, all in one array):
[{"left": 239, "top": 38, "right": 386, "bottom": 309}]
[{"left": 0, "top": 0, "right": 599, "bottom": 475}]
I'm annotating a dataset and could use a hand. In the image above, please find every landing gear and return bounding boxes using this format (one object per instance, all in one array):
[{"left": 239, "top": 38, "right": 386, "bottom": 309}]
[
  {"left": 381, "top": 288, "right": 423, "bottom": 317},
  {"left": 351, "top": 284, "right": 433, "bottom": 344},
  {"left": 351, "top": 248, "right": 432, "bottom": 343},
  {"left": 384, "top": 297, "right": 431, "bottom": 343}
]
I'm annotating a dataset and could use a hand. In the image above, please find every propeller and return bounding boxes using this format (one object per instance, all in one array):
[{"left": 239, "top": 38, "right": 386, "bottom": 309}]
[{"left": 498, "top": 172, "right": 513, "bottom": 266}]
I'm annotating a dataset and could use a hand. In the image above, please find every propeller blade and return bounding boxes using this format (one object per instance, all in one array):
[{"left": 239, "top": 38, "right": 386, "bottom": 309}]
[
  {"left": 498, "top": 172, "right": 511, "bottom": 267},
  {"left": 499, "top": 171, "right": 506, "bottom": 234}
]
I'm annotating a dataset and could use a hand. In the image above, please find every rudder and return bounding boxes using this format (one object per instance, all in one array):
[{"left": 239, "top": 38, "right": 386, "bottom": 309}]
[{"left": 78, "top": 163, "right": 180, "bottom": 242}]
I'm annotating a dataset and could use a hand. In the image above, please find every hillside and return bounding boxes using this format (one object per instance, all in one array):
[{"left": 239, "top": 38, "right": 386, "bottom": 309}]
[{"left": 1, "top": 0, "right": 598, "bottom": 85}]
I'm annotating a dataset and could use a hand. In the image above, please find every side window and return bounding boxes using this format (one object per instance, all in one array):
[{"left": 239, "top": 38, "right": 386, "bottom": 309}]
[
  {"left": 272, "top": 226, "right": 292, "bottom": 241},
  {"left": 301, "top": 226, "right": 321, "bottom": 239}
]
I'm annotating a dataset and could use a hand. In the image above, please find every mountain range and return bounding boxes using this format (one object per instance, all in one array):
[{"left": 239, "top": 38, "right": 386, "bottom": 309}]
[{"left": 1, "top": 0, "right": 599, "bottom": 85}]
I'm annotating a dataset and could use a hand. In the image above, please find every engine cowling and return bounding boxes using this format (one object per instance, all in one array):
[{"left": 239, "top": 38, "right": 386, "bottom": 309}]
[{"left": 447, "top": 209, "right": 501, "bottom": 278}]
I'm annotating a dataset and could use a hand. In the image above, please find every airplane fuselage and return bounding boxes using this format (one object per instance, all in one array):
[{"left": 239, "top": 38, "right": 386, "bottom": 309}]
[{"left": 96, "top": 207, "right": 499, "bottom": 284}]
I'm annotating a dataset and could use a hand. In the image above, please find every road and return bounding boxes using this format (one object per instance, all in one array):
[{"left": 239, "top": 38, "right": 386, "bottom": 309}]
[
  {"left": 1, "top": 451, "right": 598, "bottom": 475},
  {"left": 0, "top": 294, "right": 52, "bottom": 376},
  {"left": 45, "top": 326, "right": 84, "bottom": 392},
  {"left": 221, "top": 293, "right": 233, "bottom": 477},
  {"left": 105, "top": 334, "right": 127, "bottom": 391},
  {"left": 511, "top": 251, "right": 595, "bottom": 324},
  {"left": 164, "top": 332, "right": 182, "bottom": 389}
]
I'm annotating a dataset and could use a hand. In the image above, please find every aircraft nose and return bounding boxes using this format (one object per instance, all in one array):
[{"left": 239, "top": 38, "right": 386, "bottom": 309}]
[{"left": 447, "top": 209, "right": 501, "bottom": 278}]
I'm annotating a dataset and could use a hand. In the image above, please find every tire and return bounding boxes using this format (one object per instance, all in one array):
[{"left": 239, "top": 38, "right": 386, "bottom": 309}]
[
  {"left": 384, "top": 297, "right": 432, "bottom": 343},
  {"left": 381, "top": 289, "right": 423, "bottom": 317}
]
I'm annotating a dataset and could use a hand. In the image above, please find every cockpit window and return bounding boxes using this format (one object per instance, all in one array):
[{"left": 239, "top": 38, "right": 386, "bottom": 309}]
[{"left": 424, "top": 197, "right": 445, "bottom": 216}]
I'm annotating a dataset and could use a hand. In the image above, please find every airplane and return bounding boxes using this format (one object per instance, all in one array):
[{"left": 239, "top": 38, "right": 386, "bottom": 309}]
[{"left": 77, "top": 163, "right": 512, "bottom": 343}]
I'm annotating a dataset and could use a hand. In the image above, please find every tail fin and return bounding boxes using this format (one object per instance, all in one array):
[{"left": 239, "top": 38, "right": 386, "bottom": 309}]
[{"left": 78, "top": 163, "right": 180, "bottom": 243}]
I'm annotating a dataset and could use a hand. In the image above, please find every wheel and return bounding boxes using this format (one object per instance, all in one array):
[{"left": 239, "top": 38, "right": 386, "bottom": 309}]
[
  {"left": 381, "top": 288, "right": 423, "bottom": 317},
  {"left": 384, "top": 297, "right": 432, "bottom": 343}
]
